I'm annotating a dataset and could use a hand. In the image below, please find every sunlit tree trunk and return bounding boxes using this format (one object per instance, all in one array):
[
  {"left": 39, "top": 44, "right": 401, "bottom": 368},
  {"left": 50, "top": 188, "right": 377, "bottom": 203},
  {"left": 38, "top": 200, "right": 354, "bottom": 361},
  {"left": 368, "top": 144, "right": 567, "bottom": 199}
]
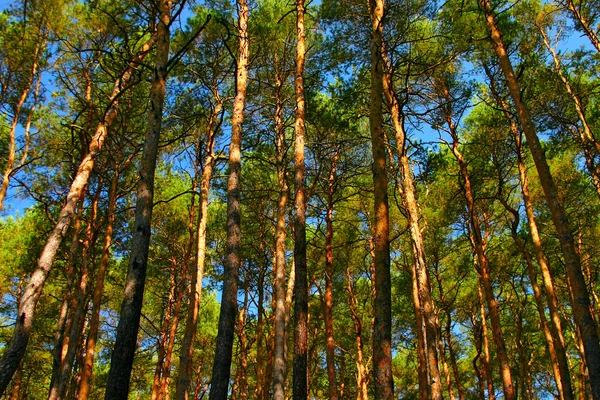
[
  {"left": 175, "top": 99, "right": 222, "bottom": 400},
  {"left": 382, "top": 50, "right": 442, "bottom": 399},
  {"left": 293, "top": 0, "right": 308, "bottom": 398},
  {"left": 209, "top": 0, "right": 249, "bottom": 396},
  {"left": 368, "top": 0, "right": 393, "bottom": 398},
  {"left": 562, "top": 0, "right": 600, "bottom": 53}
]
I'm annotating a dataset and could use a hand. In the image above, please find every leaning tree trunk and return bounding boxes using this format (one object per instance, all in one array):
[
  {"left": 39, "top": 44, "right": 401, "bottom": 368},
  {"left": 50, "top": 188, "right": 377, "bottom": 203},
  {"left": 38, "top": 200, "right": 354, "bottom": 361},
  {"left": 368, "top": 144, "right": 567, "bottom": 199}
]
[
  {"left": 208, "top": 0, "right": 249, "bottom": 397},
  {"left": 293, "top": 0, "right": 309, "bottom": 399},
  {"left": 0, "top": 33, "right": 156, "bottom": 397},
  {"left": 382, "top": 51, "right": 442, "bottom": 399},
  {"left": 104, "top": 0, "right": 171, "bottom": 397},
  {"left": 562, "top": 0, "right": 600, "bottom": 53},
  {"left": 479, "top": 1, "right": 600, "bottom": 397}
]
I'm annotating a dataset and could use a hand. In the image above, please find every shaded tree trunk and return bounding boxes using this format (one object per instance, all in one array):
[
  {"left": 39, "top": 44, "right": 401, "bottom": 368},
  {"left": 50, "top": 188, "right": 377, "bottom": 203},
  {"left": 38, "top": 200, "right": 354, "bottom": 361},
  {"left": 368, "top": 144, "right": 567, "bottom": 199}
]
[{"left": 105, "top": 0, "right": 171, "bottom": 396}]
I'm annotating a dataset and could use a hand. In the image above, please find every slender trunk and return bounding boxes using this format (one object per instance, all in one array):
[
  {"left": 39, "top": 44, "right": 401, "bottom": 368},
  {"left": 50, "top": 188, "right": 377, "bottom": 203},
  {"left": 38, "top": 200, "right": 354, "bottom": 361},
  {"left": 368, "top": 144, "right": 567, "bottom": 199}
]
[
  {"left": 444, "top": 76, "right": 514, "bottom": 399},
  {"left": 324, "top": 152, "right": 338, "bottom": 400},
  {"left": 346, "top": 259, "right": 369, "bottom": 400},
  {"left": 272, "top": 79, "right": 289, "bottom": 400},
  {"left": 470, "top": 310, "right": 486, "bottom": 400},
  {"left": 255, "top": 233, "right": 268, "bottom": 400},
  {"left": 499, "top": 189, "right": 572, "bottom": 400},
  {"left": 445, "top": 311, "right": 464, "bottom": 400},
  {"left": 368, "top": 0, "right": 393, "bottom": 398},
  {"left": 433, "top": 260, "right": 465, "bottom": 400},
  {"left": 8, "top": 361, "right": 22, "bottom": 400},
  {"left": 410, "top": 255, "right": 430, "bottom": 400},
  {"left": 293, "top": 0, "right": 308, "bottom": 398},
  {"left": 562, "top": 0, "right": 600, "bottom": 53},
  {"left": 105, "top": 1, "right": 171, "bottom": 396},
  {"left": 151, "top": 267, "right": 176, "bottom": 400},
  {"left": 0, "top": 32, "right": 156, "bottom": 395},
  {"left": 382, "top": 50, "right": 442, "bottom": 399},
  {"left": 477, "top": 280, "right": 495, "bottom": 400},
  {"left": 236, "top": 281, "right": 249, "bottom": 400},
  {"left": 501, "top": 94, "right": 574, "bottom": 400},
  {"left": 175, "top": 100, "right": 222, "bottom": 400},
  {"left": 0, "top": 38, "right": 44, "bottom": 211},
  {"left": 540, "top": 27, "right": 600, "bottom": 200},
  {"left": 209, "top": 0, "right": 248, "bottom": 396},
  {"left": 479, "top": 2, "right": 600, "bottom": 397}
]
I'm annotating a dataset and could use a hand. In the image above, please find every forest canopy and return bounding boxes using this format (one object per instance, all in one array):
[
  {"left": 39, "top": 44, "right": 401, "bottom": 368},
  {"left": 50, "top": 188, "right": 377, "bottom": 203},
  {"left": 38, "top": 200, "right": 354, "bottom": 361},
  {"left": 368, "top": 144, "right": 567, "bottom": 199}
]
[{"left": 0, "top": 0, "right": 599, "bottom": 399}]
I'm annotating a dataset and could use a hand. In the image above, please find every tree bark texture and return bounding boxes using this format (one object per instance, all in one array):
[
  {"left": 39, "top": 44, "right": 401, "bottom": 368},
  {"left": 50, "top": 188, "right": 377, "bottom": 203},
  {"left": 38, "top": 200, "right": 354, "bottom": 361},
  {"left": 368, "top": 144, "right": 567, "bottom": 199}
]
[
  {"left": 208, "top": 0, "right": 249, "bottom": 397},
  {"left": 104, "top": 1, "right": 171, "bottom": 396},
  {"left": 368, "top": 0, "right": 393, "bottom": 398},
  {"left": 293, "top": 0, "right": 308, "bottom": 398}
]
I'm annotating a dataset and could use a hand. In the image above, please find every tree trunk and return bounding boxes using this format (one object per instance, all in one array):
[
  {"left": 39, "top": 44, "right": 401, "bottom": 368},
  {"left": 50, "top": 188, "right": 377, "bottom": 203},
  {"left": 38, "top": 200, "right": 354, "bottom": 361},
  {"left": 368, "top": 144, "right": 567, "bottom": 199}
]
[
  {"left": 562, "top": 0, "right": 600, "bottom": 53},
  {"left": 0, "top": 32, "right": 156, "bottom": 395},
  {"left": 382, "top": 50, "right": 442, "bottom": 399},
  {"left": 208, "top": 0, "right": 248, "bottom": 396},
  {"left": 478, "top": 2, "right": 600, "bottom": 397},
  {"left": 293, "top": 0, "right": 308, "bottom": 398},
  {"left": 175, "top": 100, "right": 222, "bottom": 400},
  {"left": 272, "top": 77, "right": 289, "bottom": 400},
  {"left": 324, "top": 151, "right": 338, "bottom": 400},
  {"left": 410, "top": 256, "right": 430, "bottom": 400},
  {"left": 345, "top": 259, "right": 369, "bottom": 400},
  {"left": 368, "top": 0, "right": 393, "bottom": 398},
  {"left": 105, "top": 0, "right": 171, "bottom": 396}
]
